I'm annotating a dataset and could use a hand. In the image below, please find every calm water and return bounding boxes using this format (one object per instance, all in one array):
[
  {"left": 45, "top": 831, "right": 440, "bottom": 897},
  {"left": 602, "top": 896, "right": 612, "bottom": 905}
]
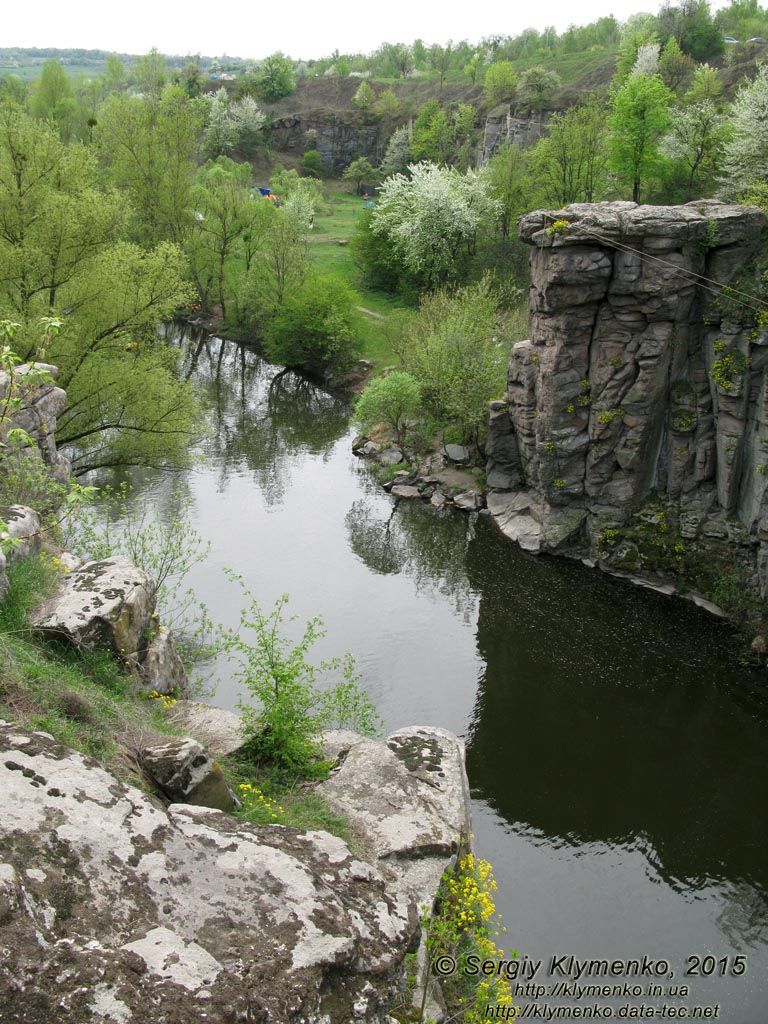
[{"left": 113, "top": 333, "right": 768, "bottom": 1021}]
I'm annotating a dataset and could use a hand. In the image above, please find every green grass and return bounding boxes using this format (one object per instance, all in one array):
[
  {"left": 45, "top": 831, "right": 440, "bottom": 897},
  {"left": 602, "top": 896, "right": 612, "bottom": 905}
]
[
  {"left": 0, "top": 554, "right": 184, "bottom": 773},
  {"left": 311, "top": 189, "right": 407, "bottom": 369}
]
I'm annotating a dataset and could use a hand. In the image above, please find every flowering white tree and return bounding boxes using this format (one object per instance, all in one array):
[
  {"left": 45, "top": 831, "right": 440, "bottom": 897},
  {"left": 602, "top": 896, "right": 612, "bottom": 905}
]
[
  {"left": 370, "top": 162, "right": 500, "bottom": 290},
  {"left": 719, "top": 64, "right": 768, "bottom": 199}
]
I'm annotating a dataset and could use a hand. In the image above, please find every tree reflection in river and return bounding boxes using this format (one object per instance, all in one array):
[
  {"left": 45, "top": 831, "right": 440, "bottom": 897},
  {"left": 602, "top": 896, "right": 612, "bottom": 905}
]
[{"left": 175, "top": 330, "right": 349, "bottom": 506}]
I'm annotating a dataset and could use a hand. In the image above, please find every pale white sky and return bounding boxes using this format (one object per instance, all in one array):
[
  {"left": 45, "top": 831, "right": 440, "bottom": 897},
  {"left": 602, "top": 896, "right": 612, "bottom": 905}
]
[{"left": 4, "top": 0, "right": 732, "bottom": 62}]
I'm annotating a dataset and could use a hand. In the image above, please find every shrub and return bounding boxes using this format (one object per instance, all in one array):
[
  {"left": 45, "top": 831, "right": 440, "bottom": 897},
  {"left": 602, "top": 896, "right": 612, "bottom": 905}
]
[
  {"left": 301, "top": 149, "right": 324, "bottom": 178},
  {"left": 223, "top": 585, "right": 380, "bottom": 778},
  {"left": 355, "top": 372, "right": 422, "bottom": 448},
  {"left": 263, "top": 273, "right": 359, "bottom": 379}
]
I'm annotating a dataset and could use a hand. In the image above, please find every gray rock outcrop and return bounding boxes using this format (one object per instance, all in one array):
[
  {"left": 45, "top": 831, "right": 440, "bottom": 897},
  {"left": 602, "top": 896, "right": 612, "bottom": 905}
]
[
  {"left": 0, "top": 721, "right": 420, "bottom": 1023},
  {"left": 32, "top": 555, "right": 157, "bottom": 660},
  {"left": 141, "top": 737, "right": 237, "bottom": 811},
  {"left": 31, "top": 556, "right": 191, "bottom": 697},
  {"left": 487, "top": 200, "right": 768, "bottom": 592}
]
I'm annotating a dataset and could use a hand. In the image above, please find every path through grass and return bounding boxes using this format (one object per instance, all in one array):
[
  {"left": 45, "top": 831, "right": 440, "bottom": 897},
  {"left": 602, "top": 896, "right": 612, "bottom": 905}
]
[{"left": 310, "top": 188, "right": 408, "bottom": 369}]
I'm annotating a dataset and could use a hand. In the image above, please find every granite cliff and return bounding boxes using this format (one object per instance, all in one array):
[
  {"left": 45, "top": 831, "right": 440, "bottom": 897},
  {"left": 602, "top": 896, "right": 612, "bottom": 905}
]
[{"left": 486, "top": 200, "right": 768, "bottom": 606}]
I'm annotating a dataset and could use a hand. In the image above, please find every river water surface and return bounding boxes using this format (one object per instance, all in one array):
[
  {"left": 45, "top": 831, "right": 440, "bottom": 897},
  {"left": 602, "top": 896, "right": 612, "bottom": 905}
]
[{"left": 115, "top": 332, "right": 768, "bottom": 1021}]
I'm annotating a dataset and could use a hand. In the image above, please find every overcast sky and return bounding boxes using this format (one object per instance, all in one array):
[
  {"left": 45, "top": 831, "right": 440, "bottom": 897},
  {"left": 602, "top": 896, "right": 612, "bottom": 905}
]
[{"left": 5, "top": 0, "right": 737, "bottom": 62}]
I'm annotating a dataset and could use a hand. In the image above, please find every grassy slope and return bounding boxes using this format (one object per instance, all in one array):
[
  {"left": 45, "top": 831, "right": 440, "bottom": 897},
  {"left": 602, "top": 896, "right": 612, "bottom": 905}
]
[{"left": 310, "top": 188, "right": 406, "bottom": 368}]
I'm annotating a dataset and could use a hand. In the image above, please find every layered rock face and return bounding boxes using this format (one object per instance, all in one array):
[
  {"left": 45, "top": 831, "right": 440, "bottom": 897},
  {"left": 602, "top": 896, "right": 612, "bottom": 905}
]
[{"left": 487, "top": 200, "right": 768, "bottom": 590}]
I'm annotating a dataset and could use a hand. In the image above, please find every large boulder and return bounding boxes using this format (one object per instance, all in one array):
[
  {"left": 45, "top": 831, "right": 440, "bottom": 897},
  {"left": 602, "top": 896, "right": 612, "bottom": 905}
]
[
  {"left": 32, "top": 556, "right": 156, "bottom": 661},
  {"left": 141, "top": 626, "right": 190, "bottom": 698},
  {"left": 318, "top": 726, "right": 471, "bottom": 910},
  {"left": 168, "top": 700, "right": 247, "bottom": 759},
  {"left": 0, "top": 722, "right": 418, "bottom": 1023}
]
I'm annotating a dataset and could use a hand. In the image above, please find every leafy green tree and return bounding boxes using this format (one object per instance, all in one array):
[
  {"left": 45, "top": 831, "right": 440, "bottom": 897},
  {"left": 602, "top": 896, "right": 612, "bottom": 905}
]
[
  {"left": 133, "top": 48, "right": 167, "bottom": 98},
  {"left": 486, "top": 142, "right": 534, "bottom": 240},
  {"left": 355, "top": 371, "right": 422, "bottom": 447},
  {"left": 483, "top": 61, "right": 517, "bottom": 107},
  {"left": 392, "top": 44, "right": 414, "bottom": 79},
  {"left": 352, "top": 80, "right": 376, "bottom": 117},
  {"left": 430, "top": 42, "right": 453, "bottom": 91},
  {"left": 256, "top": 52, "right": 296, "bottom": 101},
  {"left": 518, "top": 65, "right": 561, "bottom": 109},
  {"left": 96, "top": 86, "right": 203, "bottom": 245},
  {"left": 531, "top": 96, "right": 608, "bottom": 205},
  {"left": 178, "top": 56, "right": 205, "bottom": 98},
  {"left": 657, "top": 0, "right": 725, "bottom": 61},
  {"left": 658, "top": 36, "right": 695, "bottom": 91},
  {"left": 190, "top": 157, "right": 254, "bottom": 317},
  {"left": 101, "top": 54, "right": 127, "bottom": 94},
  {"left": 342, "top": 157, "right": 377, "bottom": 194},
  {"left": 301, "top": 149, "right": 325, "bottom": 177},
  {"left": 242, "top": 197, "right": 312, "bottom": 321},
  {"left": 29, "top": 60, "right": 76, "bottom": 139},
  {"left": 663, "top": 100, "right": 729, "bottom": 195},
  {"left": 464, "top": 52, "right": 484, "bottom": 86},
  {"left": 685, "top": 63, "right": 724, "bottom": 105},
  {"left": 370, "top": 162, "right": 500, "bottom": 290},
  {"left": 608, "top": 73, "right": 673, "bottom": 201},
  {"left": 374, "top": 87, "right": 400, "bottom": 123},
  {"left": 411, "top": 100, "right": 453, "bottom": 163},
  {"left": 263, "top": 273, "right": 358, "bottom": 378},
  {"left": 0, "top": 105, "right": 125, "bottom": 320}
]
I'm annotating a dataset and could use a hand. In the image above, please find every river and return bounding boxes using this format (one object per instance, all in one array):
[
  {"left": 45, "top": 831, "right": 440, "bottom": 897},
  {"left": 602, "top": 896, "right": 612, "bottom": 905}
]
[{"left": 107, "top": 331, "right": 768, "bottom": 1021}]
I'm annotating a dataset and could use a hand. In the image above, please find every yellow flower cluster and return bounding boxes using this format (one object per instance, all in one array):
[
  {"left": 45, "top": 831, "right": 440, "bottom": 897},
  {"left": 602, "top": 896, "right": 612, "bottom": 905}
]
[
  {"left": 238, "top": 783, "right": 284, "bottom": 821},
  {"left": 39, "top": 550, "right": 70, "bottom": 574},
  {"left": 147, "top": 689, "right": 177, "bottom": 710}
]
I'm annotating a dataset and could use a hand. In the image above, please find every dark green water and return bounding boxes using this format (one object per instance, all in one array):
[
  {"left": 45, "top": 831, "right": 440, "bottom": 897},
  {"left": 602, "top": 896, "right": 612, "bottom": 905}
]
[{"left": 129, "top": 334, "right": 768, "bottom": 1021}]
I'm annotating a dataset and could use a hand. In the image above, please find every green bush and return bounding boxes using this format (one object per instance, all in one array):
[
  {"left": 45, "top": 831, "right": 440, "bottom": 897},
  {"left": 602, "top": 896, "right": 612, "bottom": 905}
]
[
  {"left": 355, "top": 371, "right": 422, "bottom": 447},
  {"left": 223, "top": 584, "right": 380, "bottom": 778},
  {"left": 301, "top": 149, "right": 325, "bottom": 178},
  {"left": 263, "top": 273, "right": 359, "bottom": 378}
]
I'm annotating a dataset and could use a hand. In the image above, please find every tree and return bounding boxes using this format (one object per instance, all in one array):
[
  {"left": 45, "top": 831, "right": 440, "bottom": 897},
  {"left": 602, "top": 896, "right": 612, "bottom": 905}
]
[
  {"left": 370, "top": 162, "right": 500, "bottom": 290},
  {"left": 342, "top": 157, "right": 376, "bottom": 194},
  {"left": 189, "top": 157, "right": 254, "bottom": 318},
  {"left": 29, "top": 60, "right": 75, "bottom": 139},
  {"left": 411, "top": 100, "right": 453, "bottom": 163},
  {"left": 374, "top": 87, "right": 400, "bottom": 123},
  {"left": 0, "top": 105, "right": 125, "bottom": 320},
  {"left": 380, "top": 126, "right": 411, "bottom": 177},
  {"left": 531, "top": 96, "right": 608, "bottom": 205},
  {"left": 719, "top": 64, "right": 768, "bottom": 198},
  {"left": 203, "top": 88, "right": 239, "bottom": 158},
  {"left": 352, "top": 81, "right": 376, "bottom": 117},
  {"left": 229, "top": 96, "right": 266, "bottom": 156},
  {"left": 608, "top": 74, "right": 673, "bottom": 201},
  {"left": 96, "top": 86, "right": 203, "bottom": 246},
  {"left": 256, "top": 53, "right": 296, "bottom": 100},
  {"left": 518, "top": 66, "right": 561, "bottom": 109},
  {"left": 663, "top": 101, "right": 729, "bottom": 195},
  {"left": 392, "top": 44, "right": 414, "bottom": 79},
  {"left": 263, "top": 273, "right": 358, "bottom": 378},
  {"left": 658, "top": 37, "right": 695, "bottom": 91},
  {"left": 430, "top": 42, "right": 453, "bottom": 91},
  {"left": 0, "top": 104, "right": 200, "bottom": 473},
  {"left": 301, "top": 149, "right": 325, "bottom": 177},
  {"left": 355, "top": 371, "right": 422, "bottom": 448},
  {"left": 486, "top": 142, "right": 534, "bottom": 240},
  {"left": 483, "top": 61, "right": 517, "bottom": 107},
  {"left": 685, "top": 63, "right": 724, "bottom": 105},
  {"left": 133, "top": 48, "right": 167, "bottom": 98}
]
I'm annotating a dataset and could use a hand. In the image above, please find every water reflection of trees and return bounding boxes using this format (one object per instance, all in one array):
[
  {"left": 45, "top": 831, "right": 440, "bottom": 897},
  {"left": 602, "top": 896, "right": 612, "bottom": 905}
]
[
  {"left": 178, "top": 331, "right": 349, "bottom": 506},
  {"left": 345, "top": 496, "right": 477, "bottom": 620}
]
